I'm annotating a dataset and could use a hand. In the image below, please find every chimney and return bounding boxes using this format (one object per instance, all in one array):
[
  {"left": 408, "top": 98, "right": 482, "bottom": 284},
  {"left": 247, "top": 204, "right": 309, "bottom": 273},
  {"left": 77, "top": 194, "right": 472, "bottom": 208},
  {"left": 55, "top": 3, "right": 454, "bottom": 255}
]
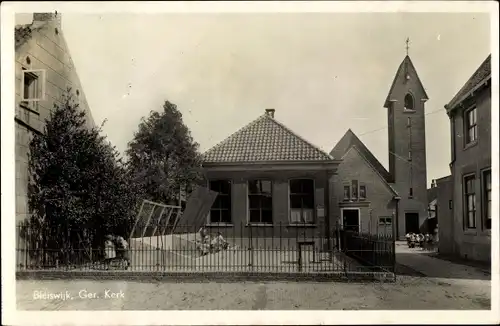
[
  {"left": 265, "top": 108, "right": 275, "bottom": 118},
  {"left": 32, "top": 12, "right": 61, "bottom": 28}
]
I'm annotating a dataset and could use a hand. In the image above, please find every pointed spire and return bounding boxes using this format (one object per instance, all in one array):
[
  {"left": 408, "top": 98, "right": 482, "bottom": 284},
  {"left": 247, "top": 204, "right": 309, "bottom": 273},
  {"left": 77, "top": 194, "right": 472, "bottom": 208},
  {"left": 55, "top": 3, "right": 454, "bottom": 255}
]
[{"left": 405, "top": 37, "right": 410, "bottom": 56}]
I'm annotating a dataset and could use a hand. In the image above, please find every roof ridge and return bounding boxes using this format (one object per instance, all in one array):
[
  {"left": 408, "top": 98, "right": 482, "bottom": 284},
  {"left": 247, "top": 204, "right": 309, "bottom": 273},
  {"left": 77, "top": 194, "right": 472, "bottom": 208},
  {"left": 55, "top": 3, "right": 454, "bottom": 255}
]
[
  {"left": 332, "top": 129, "right": 392, "bottom": 181},
  {"left": 384, "top": 55, "right": 429, "bottom": 108},
  {"left": 268, "top": 115, "right": 334, "bottom": 160},
  {"left": 350, "top": 132, "right": 392, "bottom": 180},
  {"left": 202, "top": 114, "right": 267, "bottom": 157},
  {"left": 446, "top": 54, "right": 491, "bottom": 110}
]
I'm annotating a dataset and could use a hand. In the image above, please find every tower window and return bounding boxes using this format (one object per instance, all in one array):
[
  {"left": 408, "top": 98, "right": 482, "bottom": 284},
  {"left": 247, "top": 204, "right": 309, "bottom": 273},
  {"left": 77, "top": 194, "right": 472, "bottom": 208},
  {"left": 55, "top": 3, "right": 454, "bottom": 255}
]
[
  {"left": 409, "top": 187, "right": 413, "bottom": 198},
  {"left": 404, "top": 93, "right": 415, "bottom": 111}
]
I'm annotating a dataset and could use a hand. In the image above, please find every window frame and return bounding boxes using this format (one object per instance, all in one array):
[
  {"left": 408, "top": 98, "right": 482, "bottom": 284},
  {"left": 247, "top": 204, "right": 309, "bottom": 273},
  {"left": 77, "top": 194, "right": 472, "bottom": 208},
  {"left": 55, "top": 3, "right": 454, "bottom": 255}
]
[
  {"left": 359, "top": 184, "right": 367, "bottom": 201},
  {"left": 343, "top": 183, "right": 351, "bottom": 201},
  {"left": 378, "top": 216, "right": 392, "bottom": 226},
  {"left": 288, "top": 178, "right": 316, "bottom": 225},
  {"left": 20, "top": 68, "right": 46, "bottom": 102},
  {"left": 403, "top": 93, "right": 416, "bottom": 112},
  {"left": 463, "top": 173, "right": 477, "bottom": 229},
  {"left": 464, "top": 106, "right": 478, "bottom": 145},
  {"left": 482, "top": 169, "right": 491, "bottom": 230},
  {"left": 343, "top": 180, "right": 366, "bottom": 201},
  {"left": 208, "top": 179, "right": 232, "bottom": 225},
  {"left": 351, "top": 180, "right": 359, "bottom": 201},
  {"left": 247, "top": 179, "right": 273, "bottom": 225}
]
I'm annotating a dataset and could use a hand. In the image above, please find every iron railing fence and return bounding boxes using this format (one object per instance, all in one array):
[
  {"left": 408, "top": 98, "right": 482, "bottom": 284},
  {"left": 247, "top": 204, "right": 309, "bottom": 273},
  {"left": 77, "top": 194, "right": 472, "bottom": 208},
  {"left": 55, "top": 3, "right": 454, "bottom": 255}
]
[
  {"left": 16, "top": 220, "right": 395, "bottom": 274},
  {"left": 335, "top": 222, "right": 395, "bottom": 273}
]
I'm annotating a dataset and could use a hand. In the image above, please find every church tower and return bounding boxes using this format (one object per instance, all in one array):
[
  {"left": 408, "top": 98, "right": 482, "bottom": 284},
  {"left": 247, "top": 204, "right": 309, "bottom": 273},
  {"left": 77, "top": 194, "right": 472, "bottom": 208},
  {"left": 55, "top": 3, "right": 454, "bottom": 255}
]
[{"left": 384, "top": 41, "right": 429, "bottom": 239}]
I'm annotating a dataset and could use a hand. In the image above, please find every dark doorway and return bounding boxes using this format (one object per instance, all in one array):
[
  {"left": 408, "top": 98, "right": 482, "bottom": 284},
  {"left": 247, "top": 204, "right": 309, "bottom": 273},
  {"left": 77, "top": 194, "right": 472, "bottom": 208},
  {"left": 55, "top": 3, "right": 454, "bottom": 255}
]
[
  {"left": 342, "top": 209, "right": 360, "bottom": 232},
  {"left": 405, "top": 212, "right": 420, "bottom": 234}
]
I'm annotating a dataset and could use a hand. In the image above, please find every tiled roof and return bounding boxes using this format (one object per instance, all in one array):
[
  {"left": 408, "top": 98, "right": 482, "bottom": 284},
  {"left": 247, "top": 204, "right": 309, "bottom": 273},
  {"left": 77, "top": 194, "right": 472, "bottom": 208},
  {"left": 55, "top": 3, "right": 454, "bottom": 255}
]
[
  {"left": 330, "top": 129, "right": 393, "bottom": 183},
  {"left": 384, "top": 55, "right": 429, "bottom": 108},
  {"left": 446, "top": 54, "right": 491, "bottom": 111},
  {"left": 427, "top": 187, "right": 438, "bottom": 203},
  {"left": 202, "top": 112, "right": 334, "bottom": 164}
]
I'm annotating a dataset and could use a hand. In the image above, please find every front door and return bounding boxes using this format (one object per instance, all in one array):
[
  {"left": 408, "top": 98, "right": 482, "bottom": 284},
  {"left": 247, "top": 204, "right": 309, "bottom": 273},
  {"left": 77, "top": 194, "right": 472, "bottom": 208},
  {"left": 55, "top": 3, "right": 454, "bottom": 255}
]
[
  {"left": 342, "top": 209, "right": 360, "bottom": 232},
  {"left": 405, "top": 213, "right": 420, "bottom": 234}
]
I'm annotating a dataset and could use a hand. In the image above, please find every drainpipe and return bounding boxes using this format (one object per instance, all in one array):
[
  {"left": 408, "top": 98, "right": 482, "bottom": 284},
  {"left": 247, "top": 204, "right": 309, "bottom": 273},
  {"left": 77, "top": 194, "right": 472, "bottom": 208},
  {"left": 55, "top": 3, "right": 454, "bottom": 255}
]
[
  {"left": 445, "top": 104, "right": 456, "bottom": 170},
  {"left": 324, "top": 170, "right": 331, "bottom": 251},
  {"left": 392, "top": 196, "right": 400, "bottom": 273},
  {"left": 393, "top": 196, "right": 401, "bottom": 241}
]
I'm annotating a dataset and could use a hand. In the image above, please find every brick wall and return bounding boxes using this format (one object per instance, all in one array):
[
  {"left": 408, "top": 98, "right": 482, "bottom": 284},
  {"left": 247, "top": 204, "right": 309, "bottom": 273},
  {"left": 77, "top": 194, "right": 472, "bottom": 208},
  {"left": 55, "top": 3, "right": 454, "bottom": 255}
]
[
  {"left": 203, "top": 169, "right": 332, "bottom": 241},
  {"left": 333, "top": 146, "right": 397, "bottom": 236}
]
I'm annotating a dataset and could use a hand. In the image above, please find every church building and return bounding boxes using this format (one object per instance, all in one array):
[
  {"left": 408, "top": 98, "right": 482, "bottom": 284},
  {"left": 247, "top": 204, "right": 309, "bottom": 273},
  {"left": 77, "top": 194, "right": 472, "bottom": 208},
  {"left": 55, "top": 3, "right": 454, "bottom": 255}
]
[
  {"left": 330, "top": 53, "right": 430, "bottom": 240},
  {"left": 200, "top": 52, "right": 430, "bottom": 241}
]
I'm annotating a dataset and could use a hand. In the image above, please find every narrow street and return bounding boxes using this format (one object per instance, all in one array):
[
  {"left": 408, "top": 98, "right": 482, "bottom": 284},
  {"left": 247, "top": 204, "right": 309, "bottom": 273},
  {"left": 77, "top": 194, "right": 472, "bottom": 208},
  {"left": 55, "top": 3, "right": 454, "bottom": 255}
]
[{"left": 17, "top": 274, "right": 490, "bottom": 310}]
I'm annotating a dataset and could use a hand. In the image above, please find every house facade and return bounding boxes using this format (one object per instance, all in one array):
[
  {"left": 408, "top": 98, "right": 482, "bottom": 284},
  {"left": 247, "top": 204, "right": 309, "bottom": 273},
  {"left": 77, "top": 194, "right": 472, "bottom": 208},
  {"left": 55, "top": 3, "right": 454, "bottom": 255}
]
[
  {"left": 330, "top": 130, "right": 399, "bottom": 236},
  {"left": 15, "top": 12, "right": 95, "bottom": 224},
  {"left": 201, "top": 109, "right": 340, "bottom": 248},
  {"left": 441, "top": 54, "right": 492, "bottom": 262}
]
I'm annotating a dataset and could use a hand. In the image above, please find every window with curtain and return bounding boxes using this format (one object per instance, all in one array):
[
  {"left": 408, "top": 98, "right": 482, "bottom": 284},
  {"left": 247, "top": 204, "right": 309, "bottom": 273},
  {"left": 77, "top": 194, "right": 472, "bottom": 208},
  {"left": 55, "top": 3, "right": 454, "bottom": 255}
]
[{"left": 289, "top": 179, "right": 315, "bottom": 224}]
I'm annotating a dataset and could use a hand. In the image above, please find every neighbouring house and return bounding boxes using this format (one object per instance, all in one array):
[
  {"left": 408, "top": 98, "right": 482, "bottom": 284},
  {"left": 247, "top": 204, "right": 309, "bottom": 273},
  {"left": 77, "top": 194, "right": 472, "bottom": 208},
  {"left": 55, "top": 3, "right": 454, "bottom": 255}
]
[
  {"left": 201, "top": 109, "right": 341, "bottom": 248},
  {"left": 434, "top": 175, "right": 453, "bottom": 254},
  {"left": 425, "top": 179, "right": 439, "bottom": 235},
  {"left": 437, "top": 54, "right": 492, "bottom": 263},
  {"left": 15, "top": 12, "right": 95, "bottom": 265},
  {"left": 329, "top": 129, "right": 399, "bottom": 236}
]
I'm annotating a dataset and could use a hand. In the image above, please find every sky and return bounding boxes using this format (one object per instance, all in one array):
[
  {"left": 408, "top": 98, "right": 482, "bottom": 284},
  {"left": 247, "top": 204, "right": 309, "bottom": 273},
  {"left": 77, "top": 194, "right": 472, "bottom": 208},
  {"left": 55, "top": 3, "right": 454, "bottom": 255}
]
[{"left": 17, "top": 12, "right": 491, "bottom": 187}]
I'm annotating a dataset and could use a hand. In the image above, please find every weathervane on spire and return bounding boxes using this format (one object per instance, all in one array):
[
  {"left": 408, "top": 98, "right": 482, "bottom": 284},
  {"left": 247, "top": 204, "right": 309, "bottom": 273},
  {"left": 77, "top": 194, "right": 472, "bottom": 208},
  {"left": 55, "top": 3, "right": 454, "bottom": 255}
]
[{"left": 405, "top": 37, "right": 410, "bottom": 56}]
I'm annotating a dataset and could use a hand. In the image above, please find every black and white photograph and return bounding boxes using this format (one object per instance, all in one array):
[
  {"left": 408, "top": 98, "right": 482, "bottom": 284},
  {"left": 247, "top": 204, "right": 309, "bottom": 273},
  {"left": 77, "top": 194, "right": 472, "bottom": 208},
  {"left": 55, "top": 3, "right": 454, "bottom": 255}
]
[{"left": 1, "top": 1, "right": 498, "bottom": 325}]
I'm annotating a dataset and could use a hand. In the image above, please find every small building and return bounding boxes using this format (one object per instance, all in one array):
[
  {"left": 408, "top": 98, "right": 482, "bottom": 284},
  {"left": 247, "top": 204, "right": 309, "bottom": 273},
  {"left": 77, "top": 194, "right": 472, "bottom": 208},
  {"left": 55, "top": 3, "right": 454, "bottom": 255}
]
[
  {"left": 439, "top": 54, "right": 492, "bottom": 262},
  {"left": 330, "top": 129, "right": 399, "bottom": 236},
  {"left": 201, "top": 109, "right": 340, "bottom": 247}
]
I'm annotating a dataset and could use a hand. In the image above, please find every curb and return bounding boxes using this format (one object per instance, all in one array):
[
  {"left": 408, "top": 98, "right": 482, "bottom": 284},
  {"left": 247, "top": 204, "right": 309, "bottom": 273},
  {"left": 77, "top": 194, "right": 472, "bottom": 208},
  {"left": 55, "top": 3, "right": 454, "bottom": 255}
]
[{"left": 17, "top": 270, "right": 396, "bottom": 283}]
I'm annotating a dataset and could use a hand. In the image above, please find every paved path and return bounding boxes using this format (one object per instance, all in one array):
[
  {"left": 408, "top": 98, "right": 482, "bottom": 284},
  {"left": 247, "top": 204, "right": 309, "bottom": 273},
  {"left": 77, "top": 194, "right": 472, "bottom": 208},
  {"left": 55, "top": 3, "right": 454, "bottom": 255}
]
[
  {"left": 395, "top": 242, "right": 491, "bottom": 303},
  {"left": 395, "top": 242, "right": 490, "bottom": 280}
]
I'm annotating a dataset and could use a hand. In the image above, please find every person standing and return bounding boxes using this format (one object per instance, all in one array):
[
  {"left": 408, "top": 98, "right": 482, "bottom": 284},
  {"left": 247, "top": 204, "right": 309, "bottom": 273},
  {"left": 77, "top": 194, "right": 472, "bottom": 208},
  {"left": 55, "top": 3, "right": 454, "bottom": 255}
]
[
  {"left": 103, "top": 235, "right": 116, "bottom": 270},
  {"left": 115, "top": 235, "right": 131, "bottom": 269}
]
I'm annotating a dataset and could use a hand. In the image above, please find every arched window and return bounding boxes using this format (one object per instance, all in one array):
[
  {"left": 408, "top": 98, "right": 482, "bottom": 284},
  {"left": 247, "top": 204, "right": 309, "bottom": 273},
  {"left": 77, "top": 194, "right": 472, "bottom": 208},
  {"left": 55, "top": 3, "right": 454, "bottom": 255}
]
[{"left": 404, "top": 93, "right": 415, "bottom": 111}]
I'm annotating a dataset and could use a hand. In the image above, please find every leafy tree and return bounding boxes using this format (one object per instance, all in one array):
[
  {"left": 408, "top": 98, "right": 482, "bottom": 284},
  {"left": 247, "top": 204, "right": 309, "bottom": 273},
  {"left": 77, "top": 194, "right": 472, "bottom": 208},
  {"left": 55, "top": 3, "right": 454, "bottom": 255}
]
[
  {"left": 126, "top": 100, "right": 202, "bottom": 205},
  {"left": 24, "top": 89, "right": 138, "bottom": 266}
]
